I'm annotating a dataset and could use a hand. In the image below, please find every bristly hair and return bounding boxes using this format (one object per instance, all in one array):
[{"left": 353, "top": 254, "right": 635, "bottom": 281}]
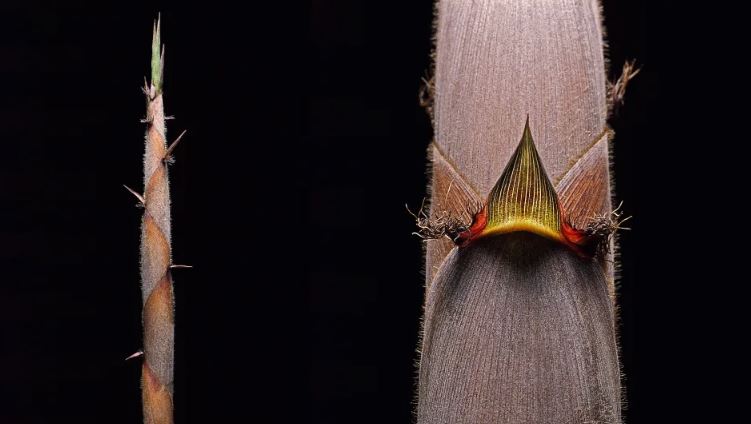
[
  {"left": 418, "top": 74, "right": 435, "bottom": 125},
  {"left": 582, "top": 201, "right": 632, "bottom": 258},
  {"left": 607, "top": 61, "right": 640, "bottom": 115},
  {"left": 407, "top": 197, "right": 481, "bottom": 244},
  {"left": 417, "top": 0, "right": 440, "bottom": 129}
]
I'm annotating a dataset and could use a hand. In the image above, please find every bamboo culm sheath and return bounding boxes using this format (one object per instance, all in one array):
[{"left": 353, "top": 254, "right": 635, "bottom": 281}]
[{"left": 417, "top": 1, "right": 630, "bottom": 422}]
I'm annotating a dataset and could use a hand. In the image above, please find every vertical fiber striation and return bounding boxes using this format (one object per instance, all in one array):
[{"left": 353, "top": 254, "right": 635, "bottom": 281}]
[
  {"left": 418, "top": 0, "right": 622, "bottom": 422},
  {"left": 419, "top": 234, "right": 621, "bottom": 423},
  {"left": 424, "top": 0, "right": 615, "bottom": 290},
  {"left": 483, "top": 119, "right": 563, "bottom": 242},
  {"left": 140, "top": 17, "right": 174, "bottom": 424}
]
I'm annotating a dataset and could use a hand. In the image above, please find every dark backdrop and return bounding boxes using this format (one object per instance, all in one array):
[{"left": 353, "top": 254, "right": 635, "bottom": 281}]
[{"left": 2, "top": 1, "right": 737, "bottom": 423}]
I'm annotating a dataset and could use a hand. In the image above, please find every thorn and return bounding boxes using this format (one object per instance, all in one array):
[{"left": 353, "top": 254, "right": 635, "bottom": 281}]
[
  {"left": 170, "top": 264, "right": 193, "bottom": 270},
  {"left": 165, "top": 115, "right": 175, "bottom": 120},
  {"left": 125, "top": 350, "right": 144, "bottom": 361},
  {"left": 123, "top": 184, "right": 145, "bottom": 207},
  {"left": 163, "top": 130, "right": 187, "bottom": 163}
]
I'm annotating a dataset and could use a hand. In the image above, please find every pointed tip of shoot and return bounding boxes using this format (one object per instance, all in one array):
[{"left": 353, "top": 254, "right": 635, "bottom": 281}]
[
  {"left": 455, "top": 117, "right": 614, "bottom": 257},
  {"left": 151, "top": 14, "right": 163, "bottom": 94},
  {"left": 522, "top": 115, "right": 532, "bottom": 142},
  {"left": 484, "top": 116, "right": 563, "bottom": 241},
  {"left": 458, "top": 117, "right": 586, "bottom": 251}
]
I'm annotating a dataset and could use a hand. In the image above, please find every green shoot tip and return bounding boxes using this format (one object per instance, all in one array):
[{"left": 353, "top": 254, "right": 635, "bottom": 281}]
[{"left": 150, "top": 14, "right": 163, "bottom": 94}]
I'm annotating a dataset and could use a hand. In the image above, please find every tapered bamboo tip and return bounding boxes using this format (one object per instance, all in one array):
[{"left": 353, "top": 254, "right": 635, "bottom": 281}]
[{"left": 151, "top": 14, "right": 163, "bottom": 94}]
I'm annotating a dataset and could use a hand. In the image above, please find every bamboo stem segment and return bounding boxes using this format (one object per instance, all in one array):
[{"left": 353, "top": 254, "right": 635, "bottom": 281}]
[
  {"left": 140, "top": 17, "right": 175, "bottom": 424},
  {"left": 417, "top": 1, "right": 622, "bottom": 422}
]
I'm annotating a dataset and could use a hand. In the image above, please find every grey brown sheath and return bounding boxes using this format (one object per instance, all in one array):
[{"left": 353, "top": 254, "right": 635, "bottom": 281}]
[{"left": 418, "top": 1, "right": 622, "bottom": 423}]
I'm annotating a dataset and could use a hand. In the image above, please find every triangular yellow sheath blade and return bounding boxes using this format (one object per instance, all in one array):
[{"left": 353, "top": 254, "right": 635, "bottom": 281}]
[{"left": 481, "top": 118, "right": 566, "bottom": 243}]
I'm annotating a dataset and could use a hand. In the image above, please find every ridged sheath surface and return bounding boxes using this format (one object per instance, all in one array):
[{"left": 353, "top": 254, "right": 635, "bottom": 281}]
[
  {"left": 420, "top": 0, "right": 620, "bottom": 422},
  {"left": 419, "top": 235, "right": 621, "bottom": 423},
  {"left": 140, "top": 78, "right": 174, "bottom": 423},
  {"left": 426, "top": 0, "right": 613, "bottom": 288}
]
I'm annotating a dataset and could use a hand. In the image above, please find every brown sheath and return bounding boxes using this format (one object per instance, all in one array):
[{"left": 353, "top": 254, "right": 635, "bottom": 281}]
[
  {"left": 419, "top": 1, "right": 621, "bottom": 422},
  {"left": 140, "top": 19, "right": 175, "bottom": 424}
]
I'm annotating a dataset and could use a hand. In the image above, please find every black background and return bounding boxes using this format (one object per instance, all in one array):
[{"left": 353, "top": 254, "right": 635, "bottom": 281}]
[{"left": 2, "top": 1, "right": 739, "bottom": 423}]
